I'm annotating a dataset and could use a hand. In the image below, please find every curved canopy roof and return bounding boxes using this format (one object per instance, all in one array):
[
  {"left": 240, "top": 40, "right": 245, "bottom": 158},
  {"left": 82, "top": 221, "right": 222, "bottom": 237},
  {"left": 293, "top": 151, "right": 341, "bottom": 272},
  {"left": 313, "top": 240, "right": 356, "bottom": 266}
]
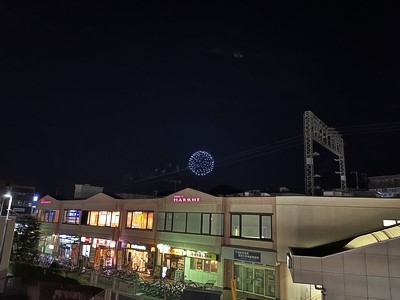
[{"left": 345, "top": 225, "right": 400, "bottom": 249}]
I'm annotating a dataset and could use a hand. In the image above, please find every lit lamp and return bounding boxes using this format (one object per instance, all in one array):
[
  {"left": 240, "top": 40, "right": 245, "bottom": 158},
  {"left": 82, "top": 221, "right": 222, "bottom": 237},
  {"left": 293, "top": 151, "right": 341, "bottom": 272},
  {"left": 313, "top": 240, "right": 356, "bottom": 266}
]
[
  {"left": 0, "top": 193, "right": 13, "bottom": 269},
  {"left": 157, "top": 244, "right": 170, "bottom": 285}
]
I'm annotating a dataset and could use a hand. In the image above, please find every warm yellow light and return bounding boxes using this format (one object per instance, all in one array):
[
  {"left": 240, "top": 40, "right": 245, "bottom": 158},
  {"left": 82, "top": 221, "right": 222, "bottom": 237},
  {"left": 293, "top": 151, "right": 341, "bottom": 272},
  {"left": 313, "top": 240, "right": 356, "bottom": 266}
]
[{"left": 157, "top": 244, "right": 170, "bottom": 253}]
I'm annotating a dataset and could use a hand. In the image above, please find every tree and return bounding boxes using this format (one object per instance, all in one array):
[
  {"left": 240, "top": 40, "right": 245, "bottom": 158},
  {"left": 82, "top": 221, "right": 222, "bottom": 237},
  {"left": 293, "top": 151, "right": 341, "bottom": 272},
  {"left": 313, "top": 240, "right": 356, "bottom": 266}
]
[{"left": 11, "top": 215, "right": 42, "bottom": 264}]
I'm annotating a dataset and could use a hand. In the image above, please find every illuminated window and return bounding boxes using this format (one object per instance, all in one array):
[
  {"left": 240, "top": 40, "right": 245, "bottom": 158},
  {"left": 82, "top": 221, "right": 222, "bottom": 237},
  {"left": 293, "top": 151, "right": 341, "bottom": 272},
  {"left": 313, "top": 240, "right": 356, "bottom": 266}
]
[
  {"left": 189, "top": 258, "right": 218, "bottom": 273},
  {"left": 383, "top": 219, "right": 400, "bottom": 226},
  {"left": 231, "top": 214, "right": 272, "bottom": 240},
  {"left": 111, "top": 212, "right": 120, "bottom": 227},
  {"left": 126, "top": 211, "right": 153, "bottom": 230},
  {"left": 87, "top": 211, "right": 120, "bottom": 227},
  {"left": 98, "top": 211, "right": 108, "bottom": 226},
  {"left": 63, "top": 209, "right": 80, "bottom": 224},
  {"left": 38, "top": 210, "right": 60, "bottom": 223},
  {"left": 89, "top": 211, "right": 99, "bottom": 226}
]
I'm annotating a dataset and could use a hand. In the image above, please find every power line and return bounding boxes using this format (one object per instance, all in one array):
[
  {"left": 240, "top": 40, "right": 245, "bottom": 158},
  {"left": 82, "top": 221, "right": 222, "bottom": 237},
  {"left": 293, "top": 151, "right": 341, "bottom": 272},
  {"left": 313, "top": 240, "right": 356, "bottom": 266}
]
[{"left": 106, "top": 121, "right": 400, "bottom": 193}]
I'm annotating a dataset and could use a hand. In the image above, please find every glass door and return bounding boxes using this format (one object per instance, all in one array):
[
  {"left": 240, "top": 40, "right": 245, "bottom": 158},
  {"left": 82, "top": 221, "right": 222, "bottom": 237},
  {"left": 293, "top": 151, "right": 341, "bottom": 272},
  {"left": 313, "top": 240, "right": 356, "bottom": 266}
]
[
  {"left": 265, "top": 268, "right": 276, "bottom": 297},
  {"left": 243, "top": 266, "right": 254, "bottom": 293},
  {"left": 233, "top": 264, "right": 244, "bottom": 291},
  {"left": 254, "top": 268, "right": 265, "bottom": 295},
  {"left": 233, "top": 263, "right": 276, "bottom": 298}
]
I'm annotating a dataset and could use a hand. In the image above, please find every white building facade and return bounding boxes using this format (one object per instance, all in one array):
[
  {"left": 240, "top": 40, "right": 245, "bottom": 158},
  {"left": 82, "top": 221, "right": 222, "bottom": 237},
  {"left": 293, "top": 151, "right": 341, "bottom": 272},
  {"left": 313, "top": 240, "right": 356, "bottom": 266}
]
[{"left": 34, "top": 188, "right": 400, "bottom": 300}]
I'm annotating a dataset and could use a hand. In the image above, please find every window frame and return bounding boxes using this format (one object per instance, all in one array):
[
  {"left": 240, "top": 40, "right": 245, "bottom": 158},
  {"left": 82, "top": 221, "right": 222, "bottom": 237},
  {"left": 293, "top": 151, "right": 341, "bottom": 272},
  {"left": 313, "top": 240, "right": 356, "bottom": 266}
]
[
  {"left": 230, "top": 213, "right": 273, "bottom": 240},
  {"left": 62, "top": 209, "right": 81, "bottom": 224},
  {"left": 38, "top": 209, "right": 60, "bottom": 223},
  {"left": 85, "top": 210, "right": 120, "bottom": 227},
  {"left": 156, "top": 212, "right": 224, "bottom": 237},
  {"left": 125, "top": 211, "right": 154, "bottom": 230}
]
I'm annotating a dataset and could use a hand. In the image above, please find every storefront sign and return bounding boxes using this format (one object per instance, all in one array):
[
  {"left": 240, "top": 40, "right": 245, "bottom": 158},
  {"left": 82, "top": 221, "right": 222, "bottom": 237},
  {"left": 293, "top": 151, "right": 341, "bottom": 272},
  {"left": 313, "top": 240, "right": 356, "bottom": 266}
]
[
  {"left": 170, "top": 248, "right": 185, "bottom": 256},
  {"left": 93, "top": 238, "right": 115, "bottom": 248},
  {"left": 205, "top": 253, "right": 217, "bottom": 261},
  {"left": 40, "top": 199, "right": 52, "bottom": 204},
  {"left": 234, "top": 250, "right": 261, "bottom": 263},
  {"left": 173, "top": 194, "right": 200, "bottom": 202},
  {"left": 81, "top": 237, "right": 92, "bottom": 243},
  {"left": 127, "top": 243, "right": 147, "bottom": 251},
  {"left": 185, "top": 250, "right": 217, "bottom": 260}
]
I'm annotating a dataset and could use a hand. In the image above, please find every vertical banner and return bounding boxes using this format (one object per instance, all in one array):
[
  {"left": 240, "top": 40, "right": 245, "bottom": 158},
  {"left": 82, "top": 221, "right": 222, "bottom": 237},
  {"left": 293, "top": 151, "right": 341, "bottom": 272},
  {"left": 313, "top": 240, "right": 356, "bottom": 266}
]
[{"left": 231, "top": 278, "right": 237, "bottom": 300}]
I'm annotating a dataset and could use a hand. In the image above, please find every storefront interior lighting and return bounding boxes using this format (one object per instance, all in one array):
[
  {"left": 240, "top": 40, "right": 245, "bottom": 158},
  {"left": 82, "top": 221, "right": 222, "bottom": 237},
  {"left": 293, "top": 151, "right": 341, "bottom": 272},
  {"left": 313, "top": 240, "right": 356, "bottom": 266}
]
[{"left": 157, "top": 244, "right": 170, "bottom": 254}]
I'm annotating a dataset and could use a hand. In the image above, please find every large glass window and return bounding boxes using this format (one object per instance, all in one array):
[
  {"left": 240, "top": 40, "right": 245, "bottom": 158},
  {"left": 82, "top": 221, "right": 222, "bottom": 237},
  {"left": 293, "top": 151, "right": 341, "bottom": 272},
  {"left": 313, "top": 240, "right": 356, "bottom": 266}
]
[
  {"left": 157, "top": 213, "right": 166, "bottom": 230},
  {"left": 87, "top": 211, "right": 120, "bottom": 227},
  {"left": 231, "top": 215, "right": 240, "bottom": 236},
  {"left": 189, "top": 258, "right": 218, "bottom": 273},
  {"left": 63, "top": 209, "right": 80, "bottom": 224},
  {"left": 166, "top": 213, "right": 173, "bottom": 231},
  {"left": 157, "top": 212, "right": 223, "bottom": 236},
  {"left": 173, "top": 213, "right": 186, "bottom": 232},
  {"left": 231, "top": 214, "right": 272, "bottom": 240},
  {"left": 38, "top": 210, "right": 60, "bottom": 223},
  {"left": 202, "top": 214, "right": 210, "bottom": 234},
  {"left": 126, "top": 211, "right": 154, "bottom": 229},
  {"left": 211, "top": 214, "right": 223, "bottom": 235},
  {"left": 242, "top": 215, "right": 260, "bottom": 238},
  {"left": 187, "top": 213, "right": 201, "bottom": 234}
]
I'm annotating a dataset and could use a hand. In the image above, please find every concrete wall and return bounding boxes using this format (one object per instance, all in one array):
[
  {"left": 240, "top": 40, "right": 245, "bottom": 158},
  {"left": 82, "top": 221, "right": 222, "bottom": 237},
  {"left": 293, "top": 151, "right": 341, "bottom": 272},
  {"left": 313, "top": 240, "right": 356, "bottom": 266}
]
[{"left": 0, "top": 217, "right": 16, "bottom": 295}]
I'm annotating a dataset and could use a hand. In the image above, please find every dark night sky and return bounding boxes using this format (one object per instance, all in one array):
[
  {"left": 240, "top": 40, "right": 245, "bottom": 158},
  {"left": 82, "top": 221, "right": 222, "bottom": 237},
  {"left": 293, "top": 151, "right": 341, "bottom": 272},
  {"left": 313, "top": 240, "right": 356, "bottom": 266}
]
[{"left": 1, "top": 1, "right": 399, "bottom": 197}]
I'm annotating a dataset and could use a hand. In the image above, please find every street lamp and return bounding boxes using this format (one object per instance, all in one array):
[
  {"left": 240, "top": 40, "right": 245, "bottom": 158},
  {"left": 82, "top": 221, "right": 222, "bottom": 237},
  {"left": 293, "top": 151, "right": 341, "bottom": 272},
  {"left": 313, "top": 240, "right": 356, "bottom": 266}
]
[
  {"left": 0, "top": 193, "right": 13, "bottom": 269},
  {"left": 157, "top": 244, "right": 170, "bottom": 283}
]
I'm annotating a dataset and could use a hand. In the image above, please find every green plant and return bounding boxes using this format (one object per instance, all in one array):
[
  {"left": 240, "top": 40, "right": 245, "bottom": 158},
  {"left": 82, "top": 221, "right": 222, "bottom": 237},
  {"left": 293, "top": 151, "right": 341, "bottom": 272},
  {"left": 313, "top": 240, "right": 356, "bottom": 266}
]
[{"left": 11, "top": 215, "right": 42, "bottom": 264}]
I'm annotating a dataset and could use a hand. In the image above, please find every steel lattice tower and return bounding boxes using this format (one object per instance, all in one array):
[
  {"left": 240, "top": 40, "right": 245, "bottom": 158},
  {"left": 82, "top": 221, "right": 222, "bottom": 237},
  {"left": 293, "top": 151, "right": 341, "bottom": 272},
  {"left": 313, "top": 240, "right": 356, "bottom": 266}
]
[{"left": 304, "top": 111, "right": 347, "bottom": 195}]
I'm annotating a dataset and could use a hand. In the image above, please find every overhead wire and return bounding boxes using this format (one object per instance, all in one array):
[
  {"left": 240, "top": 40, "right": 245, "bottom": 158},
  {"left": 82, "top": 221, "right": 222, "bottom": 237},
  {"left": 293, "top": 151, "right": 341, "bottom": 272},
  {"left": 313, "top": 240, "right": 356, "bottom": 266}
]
[{"left": 106, "top": 121, "right": 400, "bottom": 193}]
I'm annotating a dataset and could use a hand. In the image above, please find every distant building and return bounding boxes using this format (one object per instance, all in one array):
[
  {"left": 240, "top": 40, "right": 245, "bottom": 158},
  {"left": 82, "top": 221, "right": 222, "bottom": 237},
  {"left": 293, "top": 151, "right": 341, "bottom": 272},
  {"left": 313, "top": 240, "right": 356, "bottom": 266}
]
[
  {"left": 0, "top": 182, "right": 37, "bottom": 216},
  {"left": 368, "top": 174, "right": 400, "bottom": 197},
  {"left": 74, "top": 184, "right": 104, "bottom": 199}
]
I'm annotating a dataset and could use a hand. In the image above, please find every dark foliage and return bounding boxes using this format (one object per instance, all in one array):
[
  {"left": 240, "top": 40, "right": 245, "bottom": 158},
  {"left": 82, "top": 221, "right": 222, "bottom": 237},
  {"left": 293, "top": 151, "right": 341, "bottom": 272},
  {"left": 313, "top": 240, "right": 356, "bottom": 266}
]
[{"left": 11, "top": 215, "right": 41, "bottom": 264}]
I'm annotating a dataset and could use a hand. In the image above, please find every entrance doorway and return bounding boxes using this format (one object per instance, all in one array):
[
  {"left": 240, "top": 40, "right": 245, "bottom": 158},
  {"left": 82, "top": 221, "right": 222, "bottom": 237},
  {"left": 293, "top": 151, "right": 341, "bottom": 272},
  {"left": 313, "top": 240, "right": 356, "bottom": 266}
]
[{"left": 233, "top": 262, "right": 276, "bottom": 298}]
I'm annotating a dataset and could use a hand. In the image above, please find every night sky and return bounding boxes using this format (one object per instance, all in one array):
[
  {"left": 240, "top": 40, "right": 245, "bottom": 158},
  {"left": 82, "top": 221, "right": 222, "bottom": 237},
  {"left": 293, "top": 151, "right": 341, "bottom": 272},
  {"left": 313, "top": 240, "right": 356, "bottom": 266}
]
[{"left": 1, "top": 1, "right": 399, "bottom": 197}]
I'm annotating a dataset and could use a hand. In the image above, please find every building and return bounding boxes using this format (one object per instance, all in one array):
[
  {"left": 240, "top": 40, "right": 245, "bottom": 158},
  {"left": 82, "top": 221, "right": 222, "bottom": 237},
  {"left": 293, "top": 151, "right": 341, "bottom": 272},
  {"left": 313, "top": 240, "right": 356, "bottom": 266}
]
[
  {"left": 34, "top": 188, "right": 400, "bottom": 300},
  {"left": 368, "top": 174, "right": 400, "bottom": 197},
  {"left": 0, "top": 183, "right": 37, "bottom": 216},
  {"left": 74, "top": 184, "right": 104, "bottom": 199},
  {"left": 288, "top": 225, "right": 400, "bottom": 299}
]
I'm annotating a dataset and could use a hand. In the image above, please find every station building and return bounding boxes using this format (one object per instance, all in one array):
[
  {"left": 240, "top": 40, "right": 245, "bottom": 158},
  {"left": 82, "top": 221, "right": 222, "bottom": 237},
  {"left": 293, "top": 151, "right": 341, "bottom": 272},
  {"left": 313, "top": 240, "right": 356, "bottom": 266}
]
[{"left": 35, "top": 188, "right": 400, "bottom": 300}]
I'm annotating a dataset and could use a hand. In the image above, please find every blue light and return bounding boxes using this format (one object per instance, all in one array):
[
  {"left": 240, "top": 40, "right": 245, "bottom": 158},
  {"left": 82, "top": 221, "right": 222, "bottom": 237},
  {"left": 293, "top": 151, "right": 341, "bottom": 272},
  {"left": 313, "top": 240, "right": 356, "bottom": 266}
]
[{"left": 188, "top": 150, "right": 214, "bottom": 176}]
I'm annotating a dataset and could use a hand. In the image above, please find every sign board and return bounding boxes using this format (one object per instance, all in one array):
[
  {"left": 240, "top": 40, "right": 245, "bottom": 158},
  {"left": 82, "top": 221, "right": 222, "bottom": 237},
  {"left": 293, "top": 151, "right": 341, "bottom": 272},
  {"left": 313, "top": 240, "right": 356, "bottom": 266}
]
[
  {"left": 233, "top": 250, "right": 261, "bottom": 263},
  {"left": 173, "top": 194, "right": 200, "bottom": 202}
]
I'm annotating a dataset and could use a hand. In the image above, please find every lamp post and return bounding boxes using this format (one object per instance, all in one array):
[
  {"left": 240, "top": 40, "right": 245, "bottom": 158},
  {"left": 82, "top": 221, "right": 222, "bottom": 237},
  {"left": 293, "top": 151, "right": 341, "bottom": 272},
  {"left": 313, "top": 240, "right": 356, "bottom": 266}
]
[
  {"left": 0, "top": 193, "right": 13, "bottom": 269},
  {"left": 157, "top": 244, "right": 170, "bottom": 282}
]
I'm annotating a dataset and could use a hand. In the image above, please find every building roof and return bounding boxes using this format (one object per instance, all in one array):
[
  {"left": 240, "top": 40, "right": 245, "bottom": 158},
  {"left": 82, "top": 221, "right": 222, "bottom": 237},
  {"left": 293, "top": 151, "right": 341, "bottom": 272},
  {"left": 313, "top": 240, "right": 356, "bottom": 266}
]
[{"left": 289, "top": 224, "right": 400, "bottom": 257}]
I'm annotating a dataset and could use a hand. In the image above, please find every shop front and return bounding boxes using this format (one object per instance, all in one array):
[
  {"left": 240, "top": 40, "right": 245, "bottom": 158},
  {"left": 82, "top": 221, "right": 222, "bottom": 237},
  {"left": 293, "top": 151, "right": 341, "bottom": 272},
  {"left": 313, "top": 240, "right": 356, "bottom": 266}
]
[
  {"left": 88, "top": 238, "right": 116, "bottom": 269},
  {"left": 163, "top": 248, "right": 185, "bottom": 281},
  {"left": 222, "top": 246, "right": 278, "bottom": 299},
  {"left": 122, "top": 242, "right": 155, "bottom": 274},
  {"left": 159, "top": 248, "right": 219, "bottom": 284},
  {"left": 57, "top": 234, "right": 80, "bottom": 264},
  {"left": 39, "top": 233, "right": 58, "bottom": 256}
]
